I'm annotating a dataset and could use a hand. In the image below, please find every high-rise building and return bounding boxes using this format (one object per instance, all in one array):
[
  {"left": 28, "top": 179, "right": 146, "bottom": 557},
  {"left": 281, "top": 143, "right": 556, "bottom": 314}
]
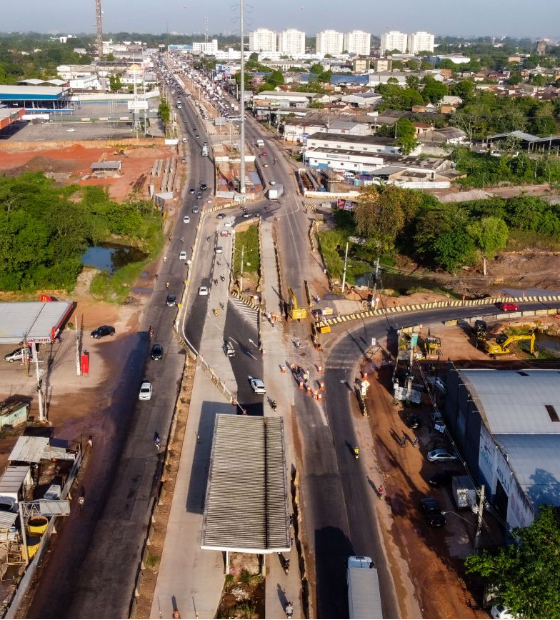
[
  {"left": 316, "top": 30, "right": 344, "bottom": 56},
  {"left": 537, "top": 40, "right": 547, "bottom": 56},
  {"left": 193, "top": 39, "right": 219, "bottom": 54},
  {"left": 277, "top": 29, "right": 306, "bottom": 56},
  {"left": 407, "top": 31, "right": 435, "bottom": 54},
  {"left": 380, "top": 31, "right": 407, "bottom": 55},
  {"left": 343, "top": 30, "right": 371, "bottom": 56},
  {"left": 249, "top": 28, "right": 277, "bottom": 53}
]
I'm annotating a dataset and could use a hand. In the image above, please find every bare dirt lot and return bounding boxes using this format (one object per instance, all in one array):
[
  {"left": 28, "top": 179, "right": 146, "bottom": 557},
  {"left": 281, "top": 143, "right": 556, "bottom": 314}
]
[{"left": 0, "top": 143, "right": 175, "bottom": 201}]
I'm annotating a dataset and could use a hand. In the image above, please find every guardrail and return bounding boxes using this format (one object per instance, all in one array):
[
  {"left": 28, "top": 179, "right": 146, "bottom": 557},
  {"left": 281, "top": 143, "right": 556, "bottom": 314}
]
[{"left": 315, "top": 295, "right": 560, "bottom": 330}]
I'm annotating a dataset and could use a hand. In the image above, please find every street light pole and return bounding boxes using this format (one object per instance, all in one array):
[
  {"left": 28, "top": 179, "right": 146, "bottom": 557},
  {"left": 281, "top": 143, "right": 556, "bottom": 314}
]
[
  {"left": 240, "top": 245, "right": 245, "bottom": 293},
  {"left": 474, "top": 484, "right": 486, "bottom": 553},
  {"left": 239, "top": 0, "right": 246, "bottom": 194},
  {"left": 341, "top": 242, "right": 349, "bottom": 293}
]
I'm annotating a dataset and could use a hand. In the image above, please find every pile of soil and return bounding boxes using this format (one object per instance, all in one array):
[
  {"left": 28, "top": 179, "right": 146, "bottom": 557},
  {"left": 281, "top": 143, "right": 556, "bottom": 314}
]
[{"left": 2, "top": 155, "right": 82, "bottom": 177}]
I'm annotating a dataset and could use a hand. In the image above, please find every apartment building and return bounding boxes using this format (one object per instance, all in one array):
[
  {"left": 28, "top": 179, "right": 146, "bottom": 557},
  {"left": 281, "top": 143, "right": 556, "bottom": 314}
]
[
  {"left": 249, "top": 28, "right": 277, "bottom": 53},
  {"left": 343, "top": 30, "right": 371, "bottom": 56},
  {"left": 407, "top": 31, "right": 435, "bottom": 54},
  {"left": 316, "top": 30, "right": 344, "bottom": 56},
  {"left": 380, "top": 31, "right": 408, "bottom": 55},
  {"left": 277, "top": 29, "right": 306, "bottom": 56}
]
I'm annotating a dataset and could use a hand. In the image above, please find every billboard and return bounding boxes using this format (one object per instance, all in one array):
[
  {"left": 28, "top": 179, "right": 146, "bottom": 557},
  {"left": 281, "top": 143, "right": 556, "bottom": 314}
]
[
  {"left": 128, "top": 100, "right": 149, "bottom": 111},
  {"left": 337, "top": 198, "right": 356, "bottom": 211}
]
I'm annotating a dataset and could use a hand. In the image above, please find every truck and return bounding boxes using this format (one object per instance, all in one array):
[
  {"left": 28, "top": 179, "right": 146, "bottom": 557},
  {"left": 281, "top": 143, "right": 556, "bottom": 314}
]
[
  {"left": 267, "top": 184, "right": 284, "bottom": 200},
  {"left": 201, "top": 144, "right": 209, "bottom": 157},
  {"left": 347, "top": 555, "right": 383, "bottom": 619},
  {"left": 452, "top": 475, "right": 477, "bottom": 510},
  {"left": 256, "top": 139, "right": 265, "bottom": 148}
]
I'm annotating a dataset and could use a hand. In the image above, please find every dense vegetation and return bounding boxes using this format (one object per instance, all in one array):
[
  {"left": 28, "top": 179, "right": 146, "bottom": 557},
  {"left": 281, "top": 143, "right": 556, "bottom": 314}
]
[
  {"left": 0, "top": 174, "right": 162, "bottom": 294},
  {"left": 465, "top": 506, "right": 560, "bottom": 619},
  {"left": 318, "top": 184, "right": 560, "bottom": 279}
]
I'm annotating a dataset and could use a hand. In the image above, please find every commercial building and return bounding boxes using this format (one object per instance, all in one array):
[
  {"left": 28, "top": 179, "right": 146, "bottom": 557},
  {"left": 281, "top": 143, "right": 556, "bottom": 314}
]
[
  {"left": 193, "top": 39, "right": 219, "bottom": 55},
  {"left": 407, "top": 31, "right": 435, "bottom": 54},
  {"left": 249, "top": 28, "right": 277, "bottom": 53},
  {"left": 445, "top": 367, "right": 560, "bottom": 533},
  {"left": 380, "top": 31, "right": 408, "bottom": 55},
  {"left": 0, "top": 108, "right": 25, "bottom": 131},
  {"left": 277, "top": 29, "right": 306, "bottom": 56},
  {"left": 343, "top": 30, "right": 371, "bottom": 56},
  {"left": 56, "top": 65, "right": 100, "bottom": 90},
  {"left": 316, "top": 30, "right": 344, "bottom": 56},
  {"left": 0, "top": 85, "right": 71, "bottom": 110},
  {"left": 0, "top": 301, "right": 73, "bottom": 344}
]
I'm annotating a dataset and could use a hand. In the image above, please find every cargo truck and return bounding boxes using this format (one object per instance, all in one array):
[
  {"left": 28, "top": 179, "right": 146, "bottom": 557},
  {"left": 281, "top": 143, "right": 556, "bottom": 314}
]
[
  {"left": 267, "top": 184, "right": 284, "bottom": 200},
  {"left": 256, "top": 139, "right": 264, "bottom": 148},
  {"left": 452, "top": 475, "right": 477, "bottom": 509},
  {"left": 347, "top": 555, "right": 383, "bottom": 619}
]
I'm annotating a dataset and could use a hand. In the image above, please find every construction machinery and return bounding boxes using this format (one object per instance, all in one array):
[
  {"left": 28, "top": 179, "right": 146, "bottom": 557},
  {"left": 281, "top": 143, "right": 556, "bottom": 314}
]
[
  {"left": 485, "top": 332, "right": 535, "bottom": 356},
  {"left": 288, "top": 287, "right": 307, "bottom": 320},
  {"left": 423, "top": 335, "right": 442, "bottom": 358},
  {"left": 472, "top": 320, "right": 488, "bottom": 348}
]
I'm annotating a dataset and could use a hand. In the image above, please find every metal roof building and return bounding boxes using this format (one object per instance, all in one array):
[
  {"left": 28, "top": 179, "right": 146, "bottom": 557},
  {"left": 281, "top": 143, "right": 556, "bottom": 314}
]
[
  {"left": 445, "top": 367, "right": 560, "bottom": 532},
  {"left": 0, "top": 85, "right": 71, "bottom": 110},
  {"left": 0, "top": 301, "right": 73, "bottom": 345},
  {"left": 201, "top": 415, "right": 290, "bottom": 554}
]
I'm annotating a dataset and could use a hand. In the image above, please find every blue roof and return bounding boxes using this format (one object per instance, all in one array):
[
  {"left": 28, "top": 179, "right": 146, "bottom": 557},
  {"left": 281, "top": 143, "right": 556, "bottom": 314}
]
[
  {"left": 0, "top": 85, "right": 67, "bottom": 102},
  {"left": 330, "top": 74, "right": 369, "bottom": 85}
]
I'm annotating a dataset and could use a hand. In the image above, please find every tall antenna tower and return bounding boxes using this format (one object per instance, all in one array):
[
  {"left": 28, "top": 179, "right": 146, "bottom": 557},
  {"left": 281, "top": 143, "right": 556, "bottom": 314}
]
[
  {"left": 205, "top": 16, "right": 209, "bottom": 43},
  {"left": 95, "top": 0, "right": 103, "bottom": 59}
]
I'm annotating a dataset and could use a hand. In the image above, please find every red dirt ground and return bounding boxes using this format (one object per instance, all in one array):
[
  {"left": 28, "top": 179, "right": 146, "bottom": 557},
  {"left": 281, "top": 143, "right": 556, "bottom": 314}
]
[{"left": 0, "top": 144, "right": 175, "bottom": 201}]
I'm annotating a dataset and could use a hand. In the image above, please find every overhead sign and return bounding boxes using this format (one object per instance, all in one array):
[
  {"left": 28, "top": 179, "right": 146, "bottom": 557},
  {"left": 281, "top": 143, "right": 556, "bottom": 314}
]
[{"left": 128, "top": 100, "right": 149, "bottom": 111}]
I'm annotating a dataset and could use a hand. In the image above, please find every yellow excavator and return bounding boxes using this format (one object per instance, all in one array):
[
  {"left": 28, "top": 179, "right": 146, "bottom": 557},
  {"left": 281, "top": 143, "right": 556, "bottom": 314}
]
[
  {"left": 288, "top": 287, "right": 307, "bottom": 320},
  {"left": 485, "top": 332, "right": 535, "bottom": 356}
]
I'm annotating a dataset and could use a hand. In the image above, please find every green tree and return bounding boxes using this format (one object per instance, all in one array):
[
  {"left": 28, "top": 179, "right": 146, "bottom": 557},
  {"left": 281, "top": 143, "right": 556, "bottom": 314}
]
[
  {"left": 394, "top": 118, "right": 419, "bottom": 155},
  {"left": 317, "top": 70, "right": 332, "bottom": 83},
  {"left": 308, "top": 100, "right": 324, "bottom": 109},
  {"left": 406, "top": 75, "right": 420, "bottom": 90},
  {"left": 451, "top": 80, "right": 475, "bottom": 100},
  {"left": 354, "top": 185, "right": 421, "bottom": 250},
  {"left": 310, "top": 63, "right": 324, "bottom": 75},
  {"left": 249, "top": 52, "right": 259, "bottom": 61},
  {"left": 467, "top": 216, "right": 509, "bottom": 257},
  {"left": 465, "top": 506, "right": 560, "bottom": 619},
  {"left": 422, "top": 75, "right": 448, "bottom": 103},
  {"left": 269, "top": 70, "right": 285, "bottom": 87},
  {"left": 420, "top": 60, "right": 433, "bottom": 70},
  {"left": 531, "top": 73, "right": 547, "bottom": 86},
  {"left": 109, "top": 73, "right": 122, "bottom": 91},
  {"left": 406, "top": 59, "right": 419, "bottom": 71},
  {"left": 158, "top": 99, "right": 170, "bottom": 126}
]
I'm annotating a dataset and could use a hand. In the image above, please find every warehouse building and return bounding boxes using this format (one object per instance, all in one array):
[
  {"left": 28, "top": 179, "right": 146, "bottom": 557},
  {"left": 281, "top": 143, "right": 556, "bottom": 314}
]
[
  {"left": 445, "top": 366, "right": 560, "bottom": 533},
  {"left": 0, "top": 85, "right": 71, "bottom": 111}
]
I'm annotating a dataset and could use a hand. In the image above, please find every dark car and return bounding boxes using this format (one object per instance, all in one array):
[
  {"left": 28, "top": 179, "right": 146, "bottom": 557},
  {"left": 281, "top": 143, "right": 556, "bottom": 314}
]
[
  {"left": 151, "top": 344, "right": 164, "bottom": 361},
  {"left": 189, "top": 188, "right": 195, "bottom": 194},
  {"left": 406, "top": 413, "right": 421, "bottom": 429},
  {"left": 196, "top": 191, "right": 202, "bottom": 199},
  {"left": 166, "top": 294, "right": 177, "bottom": 307},
  {"left": 420, "top": 497, "right": 446, "bottom": 527},
  {"left": 217, "top": 212, "right": 225, "bottom": 219},
  {"left": 91, "top": 325, "right": 115, "bottom": 339},
  {"left": 200, "top": 183, "right": 208, "bottom": 191},
  {"left": 428, "top": 470, "right": 454, "bottom": 488}
]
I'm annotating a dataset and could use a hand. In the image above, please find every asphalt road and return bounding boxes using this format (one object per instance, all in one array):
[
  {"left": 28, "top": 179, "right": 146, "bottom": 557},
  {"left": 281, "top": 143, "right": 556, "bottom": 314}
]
[{"left": 26, "top": 69, "right": 213, "bottom": 619}]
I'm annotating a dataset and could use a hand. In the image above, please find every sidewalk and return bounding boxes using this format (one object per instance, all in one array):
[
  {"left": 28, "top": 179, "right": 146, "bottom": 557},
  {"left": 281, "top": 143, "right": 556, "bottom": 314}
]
[
  {"left": 260, "top": 219, "right": 303, "bottom": 619},
  {"left": 150, "top": 370, "right": 236, "bottom": 619}
]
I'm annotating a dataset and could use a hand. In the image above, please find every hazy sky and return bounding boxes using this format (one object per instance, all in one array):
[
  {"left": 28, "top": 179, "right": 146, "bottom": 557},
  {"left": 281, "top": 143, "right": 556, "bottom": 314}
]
[{"left": 4, "top": 0, "right": 560, "bottom": 38}]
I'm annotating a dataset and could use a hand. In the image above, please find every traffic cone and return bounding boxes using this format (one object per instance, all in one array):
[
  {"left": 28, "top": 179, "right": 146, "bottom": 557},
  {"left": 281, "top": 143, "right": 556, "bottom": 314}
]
[
  {"left": 317, "top": 365, "right": 323, "bottom": 374},
  {"left": 319, "top": 380, "right": 325, "bottom": 391},
  {"left": 313, "top": 390, "right": 319, "bottom": 400},
  {"left": 306, "top": 384, "right": 311, "bottom": 394},
  {"left": 317, "top": 391, "right": 323, "bottom": 402},
  {"left": 298, "top": 379, "right": 304, "bottom": 389},
  {"left": 281, "top": 365, "right": 286, "bottom": 373}
]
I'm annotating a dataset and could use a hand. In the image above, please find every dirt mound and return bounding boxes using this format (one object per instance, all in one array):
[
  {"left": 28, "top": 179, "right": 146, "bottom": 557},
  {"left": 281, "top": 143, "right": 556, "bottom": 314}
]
[
  {"left": 3, "top": 155, "right": 82, "bottom": 176},
  {"left": 125, "top": 147, "right": 172, "bottom": 159}
]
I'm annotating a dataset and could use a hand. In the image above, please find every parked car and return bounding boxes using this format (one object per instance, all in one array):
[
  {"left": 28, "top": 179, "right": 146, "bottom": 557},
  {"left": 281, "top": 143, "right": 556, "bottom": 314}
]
[
  {"left": 490, "top": 605, "right": 514, "bottom": 619},
  {"left": 166, "top": 294, "right": 177, "bottom": 307},
  {"left": 151, "top": 344, "right": 164, "bottom": 361},
  {"left": 420, "top": 497, "right": 446, "bottom": 527},
  {"left": 427, "top": 448, "right": 458, "bottom": 463},
  {"left": 198, "top": 286, "right": 209, "bottom": 296},
  {"left": 215, "top": 246, "right": 223, "bottom": 254},
  {"left": 249, "top": 377, "right": 266, "bottom": 394},
  {"left": 498, "top": 302, "right": 519, "bottom": 312},
  {"left": 217, "top": 213, "right": 225, "bottom": 219},
  {"left": 428, "top": 470, "right": 454, "bottom": 488},
  {"left": 270, "top": 180, "right": 276, "bottom": 185},
  {"left": 223, "top": 340, "right": 235, "bottom": 357},
  {"left": 4, "top": 347, "right": 31, "bottom": 363},
  {"left": 405, "top": 414, "right": 421, "bottom": 429},
  {"left": 139, "top": 381, "right": 152, "bottom": 401},
  {"left": 91, "top": 325, "right": 115, "bottom": 339}
]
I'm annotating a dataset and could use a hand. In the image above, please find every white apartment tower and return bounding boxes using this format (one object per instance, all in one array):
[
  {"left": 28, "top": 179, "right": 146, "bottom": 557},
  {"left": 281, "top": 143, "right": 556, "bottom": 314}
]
[
  {"left": 316, "top": 30, "right": 344, "bottom": 55},
  {"left": 277, "top": 29, "right": 306, "bottom": 56},
  {"left": 407, "top": 31, "right": 435, "bottom": 54},
  {"left": 249, "top": 28, "right": 277, "bottom": 53},
  {"left": 380, "top": 31, "right": 407, "bottom": 55},
  {"left": 343, "top": 30, "right": 371, "bottom": 56}
]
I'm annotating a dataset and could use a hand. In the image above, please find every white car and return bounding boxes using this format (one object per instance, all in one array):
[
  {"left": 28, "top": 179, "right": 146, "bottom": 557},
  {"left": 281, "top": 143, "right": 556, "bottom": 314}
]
[
  {"left": 139, "top": 382, "right": 152, "bottom": 401},
  {"left": 249, "top": 377, "right": 266, "bottom": 394},
  {"left": 263, "top": 163, "right": 269, "bottom": 167},
  {"left": 270, "top": 180, "right": 276, "bottom": 185},
  {"left": 215, "top": 246, "right": 223, "bottom": 254},
  {"left": 183, "top": 215, "right": 190, "bottom": 224},
  {"left": 427, "top": 449, "right": 458, "bottom": 463},
  {"left": 491, "top": 605, "right": 514, "bottom": 620},
  {"left": 198, "top": 286, "right": 209, "bottom": 296},
  {"left": 224, "top": 220, "right": 233, "bottom": 228},
  {"left": 179, "top": 251, "right": 187, "bottom": 260}
]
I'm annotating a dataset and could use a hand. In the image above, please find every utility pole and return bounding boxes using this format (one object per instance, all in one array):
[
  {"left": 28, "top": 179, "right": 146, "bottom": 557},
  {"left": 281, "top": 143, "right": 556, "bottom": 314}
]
[
  {"left": 95, "top": 0, "right": 103, "bottom": 60},
  {"left": 371, "top": 257, "right": 380, "bottom": 308},
  {"left": 240, "top": 245, "right": 245, "bottom": 293},
  {"left": 474, "top": 484, "right": 486, "bottom": 553},
  {"left": 76, "top": 315, "right": 82, "bottom": 376},
  {"left": 341, "top": 242, "right": 349, "bottom": 293},
  {"left": 239, "top": 0, "right": 246, "bottom": 194},
  {"left": 33, "top": 343, "right": 45, "bottom": 422}
]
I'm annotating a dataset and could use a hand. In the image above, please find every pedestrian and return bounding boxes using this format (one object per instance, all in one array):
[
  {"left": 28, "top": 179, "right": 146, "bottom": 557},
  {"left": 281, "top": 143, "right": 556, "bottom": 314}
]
[
  {"left": 87, "top": 435, "right": 93, "bottom": 449},
  {"left": 412, "top": 436, "right": 419, "bottom": 448},
  {"left": 400, "top": 435, "right": 406, "bottom": 448}
]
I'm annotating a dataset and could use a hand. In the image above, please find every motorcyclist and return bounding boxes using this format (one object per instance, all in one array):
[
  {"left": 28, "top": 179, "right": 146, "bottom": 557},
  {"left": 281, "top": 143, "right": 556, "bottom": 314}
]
[
  {"left": 149, "top": 326, "right": 154, "bottom": 338},
  {"left": 154, "top": 432, "right": 161, "bottom": 451},
  {"left": 271, "top": 400, "right": 278, "bottom": 410},
  {"left": 354, "top": 447, "right": 360, "bottom": 459},
  {"left": 78, "top": 486, "right": 85, "bottom": 508},
  {"left": 285, "top": 601, "right": 294, "bottom": 619}
]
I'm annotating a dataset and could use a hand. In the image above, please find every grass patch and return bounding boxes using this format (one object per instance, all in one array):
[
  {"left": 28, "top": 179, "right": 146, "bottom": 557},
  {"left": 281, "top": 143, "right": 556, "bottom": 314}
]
[
  {"left": 144, "top": 550, "right": 160, "bottom": 570},
  {"left": 233, "top": 224, "right": 260, "bottom": 279}
]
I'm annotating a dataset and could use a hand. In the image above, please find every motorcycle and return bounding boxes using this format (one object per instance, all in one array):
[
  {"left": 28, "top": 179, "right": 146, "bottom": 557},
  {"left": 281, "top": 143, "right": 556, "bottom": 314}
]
[
  {"left": 285, "top": 601, "right": 294, "bottom": 619},
  {"left": 271, "top": 400, "right": 278, "bottom": 411},
  {"left": 354, "top": 448, "right": 359, "bottom": 460},
  {"left": 154, "top": 432, "right": 162, "bottom": 452},
  {"left": 149, "top": 326, "right": 154, "bottom": 338}
]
